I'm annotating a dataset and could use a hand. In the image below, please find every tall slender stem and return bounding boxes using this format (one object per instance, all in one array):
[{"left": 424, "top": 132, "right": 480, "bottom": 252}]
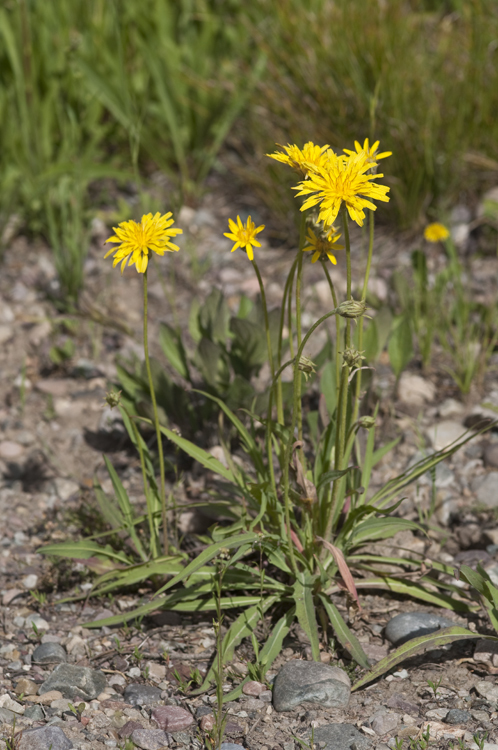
[
  {"left": 252, "top": 258, "right": 283, "bottom": 425},
  {"left": 352, "top": 209, "right": 374, "bottom": 424},
  {"left": 323, "top": 262, "right": 341, "bottom": 399},
  {"left": 142, "top": 271, "right": 169, "bottom": 556},
  {"left": 295, "top": 215, "right": 307, "bottom": 452}
]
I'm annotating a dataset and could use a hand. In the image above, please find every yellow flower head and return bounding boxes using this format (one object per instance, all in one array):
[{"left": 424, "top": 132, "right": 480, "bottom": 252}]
[
  {"left": 424, "top": 222, "right": 450, "bottom": 243},
  {"left": 224, "top": 215, "right": 265, "bottom": 261},
  {"left": 294, "top": 150, "right": 390, "bottom": 228},
  {"left": 267, "top": 142, "right": 331, "bottom": 178},
  {"left": 344, "top": 138, "right": 392, "bottom": 165},
  {"left": 303, "top": 226, "right": 344, "bottom": 264},
  {"left": 104, "top": 212, "right": 182, "bottom": 273}
]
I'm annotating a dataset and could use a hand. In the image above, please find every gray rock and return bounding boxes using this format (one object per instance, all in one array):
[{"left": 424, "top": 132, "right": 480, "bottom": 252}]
[
  {"left": 310, "top": 723, "right": 371, "bottom": 750},
  {"left": 472, "top": 472, "right": 498, "bottom": 508},
  {"left": 385, "top": 612, "right": 456, "bottom": 646},
  {"left": 446, "top": 708, "right": 471, "bottom": 724},
  {"left": 370, "top": 711, "right": 400, "bottom": 735},
  {"left": 33, "top": 642, "right": 68, "bottom": 665},
  {"left": 123, "top": 683, "right": 163, "bottom": 706},
  {"left": 19, "top": 725, "right": 73, "bottom": 750},
  {"left": 220, "top": 745, "right": 246, "bottom": 750},
  {"left": 24, "top": 705, "right": 45, "bottom": 720},
  {"left": 483, "top": 443, "right": 498, "bottom": 468},
  {"left": 272, "top": 661, "right": 351, "bottom": 712},
  {"left": 0, "top": 707, "right": 15, "bottom": 723},
  {"left": 131, "top": 728, "right": 170, "bottom": 749},
  {"left": 39, "top": 664, "right": 105, "bottom": 700},
  {"left": 426, "top": 420, "right": 466, "bottom": 451}
]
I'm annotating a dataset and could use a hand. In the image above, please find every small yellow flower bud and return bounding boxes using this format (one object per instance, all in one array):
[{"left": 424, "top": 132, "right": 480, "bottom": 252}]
[{"left": 337, "top": 299, "right": 367, "bottom": 319}]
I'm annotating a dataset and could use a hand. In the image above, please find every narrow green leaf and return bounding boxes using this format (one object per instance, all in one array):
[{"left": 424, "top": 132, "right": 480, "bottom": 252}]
[
  {"left": 153, "top": 532, "right": 262, "bottom": 597},
  {"left": 103, "top": 455, "right": 147, "bottom": 561},
  {"left": 159, "top": 322, "right": 190, "bottom": 380},
  {"left": 294, "top": 577, "right": 321, "bottom": 661},
  {"left": 39, "top": 540, "right": 131, "bottom": 565},
  {"left": 351, "top": 517, "right": 421, "bottom": 545},
  {"left": 352, "top": 627, "right": 497, "bottom": 691},
  {"left": 319, "top": 595, "right": 370, "bottom": 669},
  {"left": 155, "top": 421, "right": 236, "bottom": 482},
  {"left": 351, "top": 577, "right": 473, "bottom": 612},
  {"left": 388, "top": 314, "right": 413, "bottom": 378}
]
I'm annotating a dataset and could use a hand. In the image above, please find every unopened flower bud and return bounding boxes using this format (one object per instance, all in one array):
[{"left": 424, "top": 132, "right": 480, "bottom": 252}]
[
  {"left": 337, "top": 299, "right": 367, "bottom": 319},
  {"left": 358, "top": 416, "right": 376, "bottom": 429},
  {"left": 342, "top": 347, "right": 365, "bottom": 368},
  {"left": 297, "top": 356, "right": 317, "bottom": 380},
  {"left": 105, "top": 389, "right": 122, "bottom": 409}
]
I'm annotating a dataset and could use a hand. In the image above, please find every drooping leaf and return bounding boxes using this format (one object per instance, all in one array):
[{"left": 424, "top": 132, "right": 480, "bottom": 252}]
[
  {"left": 352, "top": 627, "right": 497, "bottom": 691},
  {"left": 319, "top": 595, "right": 370, "bottom": 669},
  {"left": 294, "top": 576, "right": 321, "bottom": 661}
]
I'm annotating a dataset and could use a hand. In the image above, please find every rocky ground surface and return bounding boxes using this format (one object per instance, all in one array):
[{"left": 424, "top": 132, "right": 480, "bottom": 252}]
[{"left": 2, "top": 178, "right": 498, "bottom": 749}]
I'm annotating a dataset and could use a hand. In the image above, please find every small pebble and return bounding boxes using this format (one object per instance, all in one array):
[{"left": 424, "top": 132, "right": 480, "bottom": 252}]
[
  {"left": 33, "top": 642, "right": 67, "bottom": 665},
  {"left": 131, "top": 728, "right": 170, "bottom": 750},
  {"left": 151, "top": 704, "right": 194, "bottom": 731},
  {"left": 385, "top": 612, "right": 456, "bottom": 646}
]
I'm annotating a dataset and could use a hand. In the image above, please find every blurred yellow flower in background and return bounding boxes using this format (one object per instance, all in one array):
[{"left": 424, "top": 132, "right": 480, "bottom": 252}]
[
  {"left": 104, "top": 212, "right": 182, "bottom": 273},
  {"left": 267, "top": 141, "right": 331, "bottom": 178},
  {"left": 224, "top": 215, "right": 265, "bottom": 261},
  {"left": 424, "top": 222, "right": 450, "bottom": 242},
  {"left": 303, "top": 226, "right": 344, "bottom": 264},
  {"left": 294, "top": 150, "right": 390, "bottom": 227}
]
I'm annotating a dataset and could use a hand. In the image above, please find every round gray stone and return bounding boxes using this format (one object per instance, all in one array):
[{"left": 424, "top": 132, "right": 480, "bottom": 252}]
[
  {"left": 221, "top": 745, "right": 246, "bottom": 750},
  {"left": 384, "top": 612, "right": 456, "bottom": 646},
  {"left": 123, "top": 683, "right": 163, "bottom": 706},
  {"left": 19, "top": 725, "right": 73, "bottom": 750},
  {"left": 39, "top": 664, "right": 106, "bottom": 700},
  {"left": 311, "top": 723, "right": 372, "bottom": 750},
  {"left": 32, "top": 642, "right": 67, "bottom": 665},
  {"left": 0, "top": 707, "right": 15, "bottom": 724},
  {"left": 446, "top": 708, "right": 471, "bottom": 724},
  {"left": 272, "top": 661, "right": 351, "bottom": 712}
]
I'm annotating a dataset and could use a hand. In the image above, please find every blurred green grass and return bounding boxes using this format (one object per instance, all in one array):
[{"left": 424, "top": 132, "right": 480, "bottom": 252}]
[{"left": 0, "top": 0, "right": 497, "bottom": 301}]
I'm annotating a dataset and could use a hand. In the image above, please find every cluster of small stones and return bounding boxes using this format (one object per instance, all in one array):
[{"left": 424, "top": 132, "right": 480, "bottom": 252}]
[{"left": 1, "top": 608, "right": 498, "bottom": 749}]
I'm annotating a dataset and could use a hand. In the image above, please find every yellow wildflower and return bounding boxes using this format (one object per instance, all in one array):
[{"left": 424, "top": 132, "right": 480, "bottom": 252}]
[
  {"left": 267, "top": 142, "right": 331, "bottom": 178},
  {"left": 303, "top": 226, "right": 344, "bottom": 264},
  {"left": 224, "top": 215, "right": 265, "bottom": 261},
  {"left": 104, "top": 212, "right": 182, "bottom": 274},
  {"left": 294, "top": 150, "right": 390, "bottom": 228},
  {"left": 344, "top": 138, "right": 392, "bottom": 164},
  {"left": 424, "top": 222, "right": 450, "bottom": 242}
]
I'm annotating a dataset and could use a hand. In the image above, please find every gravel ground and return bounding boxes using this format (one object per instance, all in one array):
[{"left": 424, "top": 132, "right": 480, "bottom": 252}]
[{"left": 2, "top": 178, "right": 498, "bottom": 749}]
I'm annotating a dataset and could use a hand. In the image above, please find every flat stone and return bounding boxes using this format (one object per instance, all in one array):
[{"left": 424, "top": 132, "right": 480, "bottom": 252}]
[
  {"left": 25, "top": 613, "right": 49, "bottom": 630},
  {"left": 35, "top": 379, "right": 72, "bottom": 397},
  {"left": 384, "top": 612, "right": 456, "bottom": 646},
  {"left": 220, "top": 745, "right": 245, "bottom": 750},
  {"left": 242, "top": 680, "right": 266, "bottom": 696},
  {"left": 0, "top": 707, "right": 15, "bottom": 723},
  {"left": 0, "top": 440, "right": 24, "bottom": 458},
  {"left": 445, "top": 708, "right": 471, "bottom": 725},
  {"left": 151, "top": 705, "right": 194, "bottom": 731},
  {"left": 119, "top": 720, "right": 144, "bottom": 738},
  {"left": 39, "top": 664, "right": 106, "bottom": 700},
  {"left": 309, "top": 723, "right": 371, "bottom": 750},
  {"left": 123, "top": 683, "right": 163, "bottom": 706},
  {"left": 15, "top": 677, "right": 39, "bottom": 696},
  {"left": 475, "top": 680, "right": 498, "bottom": 703},
  {"left": 398, "top": 373, "right": 435, "bottom": 407},
  {"left": 0, "top": 694, "right": 24, "bottom": 714},
  {"left": 19, "top": 725, "right": 73, "bottom": 750},
  {"left": 24, "top": 705, "right": 45, "bottom": 720},
  {"left": 200, "top": 714, "right": 215, "bottom": 731},
  {"left": 54, "top": 477, "right": 80, "bottom": 501},
  {"left": 472, "top": 472, "right": 498, "bottom": 508},
  {"left": 272, "top": 661, "right": 351, "bottom": 712},
  {"left": 483, "top": 443, "right": 498, "bottom": 469},
  {"left": 21, "top": 574, "right": 39, "bottom": 590},
  {"left": 0, "top": 324, "right": 13, "bottom": 345},
  {"left": 386, "top": 694, "right": 419, "bottom": 716},
  {"left": 27, "top": 690, "right": 63, "bottom": 704},
  {"left": 370, "top": 711, "right": 399, "bottom": 735},
  {"left": 426, "top": 420, "right": 466, "bottom": 451},
  {"left": 131, "top": 728, "right": 170, "bottom": 749},
  {"left": 33, "top": 641, "right": 67, "bottom": 665},
  {"left": 2, "top": 588, "right": 24, "bottom": 605}
]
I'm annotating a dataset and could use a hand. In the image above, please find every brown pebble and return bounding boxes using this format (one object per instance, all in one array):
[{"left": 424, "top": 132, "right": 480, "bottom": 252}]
[
  {"left": 242, "top": 680, "right": 265, "bottom": 696},
  {"left": 200, "top": 714, "right": 215, "bottom": 731},
  {"left": 15, "top": 678, "right": 39, "bottom": 696},
  {"left": 119, "top": 720, "right": 144, "bottom": 738},
  {"left": 25, "top": 690, "right": 63, "bottom": 704},
  {"left": 151, "top": 705, "right": 194, "bottom": 731}
]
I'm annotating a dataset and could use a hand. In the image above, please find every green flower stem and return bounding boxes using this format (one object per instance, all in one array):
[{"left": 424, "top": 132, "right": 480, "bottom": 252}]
[
  {"left": 281, "top": 306, "right": 339, "bottom": 577},
  {"left": 295, "top": 215, "right": 307, "bottom": 453},
  {"left": 127, "top": 408, "right": 158, "bottom": 559},
  {"left": 352, "top": 209, "right": 374, "bottom": 424},
  {"left": 323, "top": 262, "right": 341, "bottom": 398},
  {"left": 142, "top": 271, "right": 169, "bottom": 556},
  {"left": 252, "top": 258, "right": 283, "bottom": 425}
]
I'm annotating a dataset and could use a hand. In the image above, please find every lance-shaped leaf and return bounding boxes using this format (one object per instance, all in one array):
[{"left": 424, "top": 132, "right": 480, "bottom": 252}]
[
  {"left": 294, "top": 576, "right": 321, "bottom": 661},
  {"left": 352, "top": 626, "right": 498, "bottom": 691},
  {"left": 317, "top": 537, "right": 361, "bottom": 608},
  {"left": 318, "top": 594, "right": 370, "bottom": 669}
]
